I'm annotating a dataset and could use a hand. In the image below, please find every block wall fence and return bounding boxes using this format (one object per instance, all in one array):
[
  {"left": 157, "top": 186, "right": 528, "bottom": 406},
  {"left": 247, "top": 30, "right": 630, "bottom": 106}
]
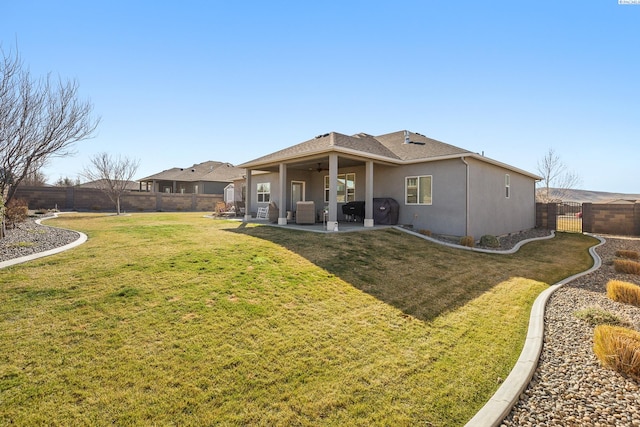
[
  {"left": 13, "top": 186, "right": 223, "bottom": 213},
  {"left": 537, "top": 202, "right": 640, "bottom": 236}
]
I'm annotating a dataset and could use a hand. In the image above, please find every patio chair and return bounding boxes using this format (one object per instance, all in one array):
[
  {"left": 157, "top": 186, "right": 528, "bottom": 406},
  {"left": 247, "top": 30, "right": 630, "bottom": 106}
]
[
  {"left": 268, "top": 201, "right": 279, "bottom": 223},
  {"left": 213, "top": 201, "right": 227, "bottom": 217},
  {"left": 234, "top": 201, "right": 246, "bottom": 217},
  {"left": 256, "top": 206, "right": 268, "bottom": 219}
]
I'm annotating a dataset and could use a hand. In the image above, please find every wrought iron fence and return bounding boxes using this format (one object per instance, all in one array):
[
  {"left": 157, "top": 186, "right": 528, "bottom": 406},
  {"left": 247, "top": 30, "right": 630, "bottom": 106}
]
[{"left": 556, "top": 201, "right": 583, "bottom": 233}]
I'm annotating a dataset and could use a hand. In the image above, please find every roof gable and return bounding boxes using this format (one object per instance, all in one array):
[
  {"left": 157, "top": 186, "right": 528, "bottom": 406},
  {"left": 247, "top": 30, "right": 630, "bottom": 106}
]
[
  {"left": 237, "top": 130, "right": 540, "bottom": 180},
  {"left": 140, "top": 161, "right": 244, "bottom": 182}
]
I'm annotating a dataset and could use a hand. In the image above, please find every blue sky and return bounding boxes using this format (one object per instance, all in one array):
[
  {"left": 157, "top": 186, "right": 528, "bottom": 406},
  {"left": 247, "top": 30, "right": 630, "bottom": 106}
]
[{"left": 1, "top": 0, "right": 639, "bottom": 193}]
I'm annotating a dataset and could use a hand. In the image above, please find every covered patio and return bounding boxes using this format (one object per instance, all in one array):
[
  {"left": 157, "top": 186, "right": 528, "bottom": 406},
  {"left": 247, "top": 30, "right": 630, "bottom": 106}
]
[{"left": 238, "top": 132, "right": 399, "bottom": 231}]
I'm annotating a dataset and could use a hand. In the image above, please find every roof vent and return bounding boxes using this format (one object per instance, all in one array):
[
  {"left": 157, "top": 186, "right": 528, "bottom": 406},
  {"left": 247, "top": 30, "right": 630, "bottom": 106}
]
[{"left": 404, "top": 130, "right": 411, "bottom": 144}]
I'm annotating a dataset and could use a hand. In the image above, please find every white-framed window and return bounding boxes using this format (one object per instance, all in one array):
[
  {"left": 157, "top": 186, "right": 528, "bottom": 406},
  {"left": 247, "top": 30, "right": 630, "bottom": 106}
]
[
  {"left": 405, "top": 175, "right": 432, "bottom": 205},
  {"left": 505, "top": 174, "right": 510, "bottom": 199},
  {"left": 257, "top": 182, "right": 270, "bottom": 203},
  {"left": 324, "top": 173, "right": 355, "bottom": 203}
]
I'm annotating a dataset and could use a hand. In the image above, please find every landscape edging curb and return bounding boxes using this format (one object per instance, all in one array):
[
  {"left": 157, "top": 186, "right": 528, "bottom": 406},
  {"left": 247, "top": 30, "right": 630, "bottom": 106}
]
[
  {"left": 464, "top": 233, "right": 605, "bottom": 426},
  {"left": 0, "top": 212, "right": 88, "bottom": 269}
]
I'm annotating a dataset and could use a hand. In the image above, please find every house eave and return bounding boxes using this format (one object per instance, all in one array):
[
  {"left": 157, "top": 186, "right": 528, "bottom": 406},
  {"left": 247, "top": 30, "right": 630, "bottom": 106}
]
[{"left": 239, "top": 146, "right": 400, "bottom": 171}]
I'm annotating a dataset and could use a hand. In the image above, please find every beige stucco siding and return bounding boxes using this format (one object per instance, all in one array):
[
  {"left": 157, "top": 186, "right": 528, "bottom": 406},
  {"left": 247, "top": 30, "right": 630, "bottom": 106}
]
[{"left": 467, "top": 157, "right": 536, "bottom": 237}]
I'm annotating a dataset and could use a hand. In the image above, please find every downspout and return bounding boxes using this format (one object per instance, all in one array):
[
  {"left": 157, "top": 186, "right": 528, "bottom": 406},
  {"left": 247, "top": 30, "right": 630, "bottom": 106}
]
[{"left": 461, "top": 157, "right": 470, "bottom": 236}]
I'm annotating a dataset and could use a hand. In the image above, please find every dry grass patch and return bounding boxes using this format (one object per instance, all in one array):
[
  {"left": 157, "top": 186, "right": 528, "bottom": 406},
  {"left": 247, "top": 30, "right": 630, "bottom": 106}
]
[
  {"left": 616, "top": 250, "right": 640, "bottom": 260},
  {"left": 607, "top": 280, "right": 640, "bottom": 307},
  {"left": 614, "top": 259, "right": 640, "bottom": 275},
  {"left": 594, "top": 325, "right": 640, "bottom": 381}
]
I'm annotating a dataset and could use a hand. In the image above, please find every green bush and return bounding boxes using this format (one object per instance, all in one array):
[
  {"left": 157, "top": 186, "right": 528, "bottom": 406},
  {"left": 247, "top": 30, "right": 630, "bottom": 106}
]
[
  {"left": 607, "top": 280, "right": 640, "bottom": 307},
  {"left": 479, "top": 235, "right": 500, "bottom": 248},
  {"left": 574, "top": 306, "right": 630, "bottom": 327},
  {"left": 594, "top": 325, "right": 640, "bottom": 381}
]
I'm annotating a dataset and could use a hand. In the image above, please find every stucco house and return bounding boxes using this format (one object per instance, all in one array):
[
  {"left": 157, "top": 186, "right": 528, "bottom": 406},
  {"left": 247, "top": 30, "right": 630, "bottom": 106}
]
[
  {"left": 139, "top": 161, "right": 244, "bottom": 195},
  {"left": 237, "top": 130, "right": 541, "bottom": 238}
]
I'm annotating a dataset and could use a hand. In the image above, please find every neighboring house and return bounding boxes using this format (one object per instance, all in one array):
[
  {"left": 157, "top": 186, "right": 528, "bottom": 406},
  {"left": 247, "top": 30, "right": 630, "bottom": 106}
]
[
  {"left": 139, "top": 161, "right": 244, "bottom": 194},
  {"left": 78, "top": 179, "right": 140, "bottom": 191},
  {"left": 237, "top": 130, "right": 541, "bottom": 237}
]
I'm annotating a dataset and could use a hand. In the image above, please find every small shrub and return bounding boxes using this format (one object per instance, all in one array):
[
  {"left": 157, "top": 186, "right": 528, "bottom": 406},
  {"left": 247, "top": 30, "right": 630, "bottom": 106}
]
[
  {"left": 614, "top": 259, "right": 640, "bottom": 275},
  {"left": 418, "top": 229, "right": 432, "bottom": 237},
  {"left": 479, "top": 234, "right": 500, "bottom": 248},
  {"left": 593, "top": 325, "right": 640, "bottom": 381},
  {"left": 459, "top": 236, "right": 475, "bottom": 248},
  {"left": 575, "top": 306, "right": 631, "bottom": 327},
  {"left": 616, "top": 250, "right": 640, "bottom": 260},
  {"left": 607, "top": 280, "right": 640, "bottom": 307},
  {"left": 5, "top": 198, "right": 29, "bottom": 227}
]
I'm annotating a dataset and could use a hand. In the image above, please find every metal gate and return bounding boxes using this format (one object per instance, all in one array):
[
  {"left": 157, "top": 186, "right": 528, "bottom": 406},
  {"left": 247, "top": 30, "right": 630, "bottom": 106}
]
[{"left": 556, "top": 202, "right": 583, "bottom": 233}]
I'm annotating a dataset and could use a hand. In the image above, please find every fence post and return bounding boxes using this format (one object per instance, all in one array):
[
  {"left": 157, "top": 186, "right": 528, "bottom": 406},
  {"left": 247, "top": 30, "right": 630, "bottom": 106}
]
[
  {"left": 536, "top": 203, "right": 543, "bottom": 228},
  {"left": 582, "top": 203, "right": 593, "bottom": 233},
  {"left": 547, "top": 203, "right": 557, "bottom": 231}
]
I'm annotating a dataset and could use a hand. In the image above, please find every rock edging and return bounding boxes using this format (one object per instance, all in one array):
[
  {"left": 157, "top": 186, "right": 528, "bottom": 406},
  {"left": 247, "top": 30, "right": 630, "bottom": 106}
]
[{"left": 0, "top": 212, "right": 88, "bottom": 269}]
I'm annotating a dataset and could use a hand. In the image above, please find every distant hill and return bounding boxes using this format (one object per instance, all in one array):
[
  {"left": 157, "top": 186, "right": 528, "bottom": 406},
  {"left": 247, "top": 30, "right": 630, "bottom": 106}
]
[{"left": 537, "top": 188, "right": 640, "bottom": 203}]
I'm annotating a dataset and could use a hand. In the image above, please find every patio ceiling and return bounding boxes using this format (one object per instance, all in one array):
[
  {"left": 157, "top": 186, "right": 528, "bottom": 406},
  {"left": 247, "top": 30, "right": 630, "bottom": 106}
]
[{"left": 247, "top": 153, "right": 396, "bottom": 174}]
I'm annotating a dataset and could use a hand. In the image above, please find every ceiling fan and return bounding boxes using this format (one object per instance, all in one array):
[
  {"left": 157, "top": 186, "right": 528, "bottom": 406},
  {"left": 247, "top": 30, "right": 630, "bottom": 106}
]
[{"left": 313, "top": 162, "right": 328, "bottom": 172}]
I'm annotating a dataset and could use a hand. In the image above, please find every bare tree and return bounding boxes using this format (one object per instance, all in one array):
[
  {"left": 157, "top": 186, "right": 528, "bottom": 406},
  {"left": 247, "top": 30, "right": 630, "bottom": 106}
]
[
  {"left": 21, "top": 159, "right": 48, "bottom": 186},
  {"left": 1, "top": 45, "right": 99, "bottom": 237},
  {"left": 536, "top": 148, "right": 582, "bottom": 202},
  {"left": 82, "top": 152, "right": 140, "bottom": 215}
]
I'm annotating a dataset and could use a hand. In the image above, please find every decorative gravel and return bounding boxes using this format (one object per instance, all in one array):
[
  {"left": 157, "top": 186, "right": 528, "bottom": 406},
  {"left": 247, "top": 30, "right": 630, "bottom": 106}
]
[
  {"left": 502, "top": 236, "right": 640, "bottom": 427},
  {"left": 0, "top": 216, "right": 80, "bottom": 262}
]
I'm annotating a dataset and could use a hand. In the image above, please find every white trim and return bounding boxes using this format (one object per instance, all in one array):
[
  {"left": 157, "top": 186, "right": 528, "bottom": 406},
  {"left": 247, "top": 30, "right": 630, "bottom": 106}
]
[{"left": 405, "top": 175, "right": 433, "bottom": 205}]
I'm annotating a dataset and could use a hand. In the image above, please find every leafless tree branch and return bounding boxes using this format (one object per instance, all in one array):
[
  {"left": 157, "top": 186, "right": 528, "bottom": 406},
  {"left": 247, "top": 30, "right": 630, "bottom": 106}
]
[
  {"left": 1, "top": 45, "right": 99, "bottom": 237},
  {"left": 536, "top": 148, "right": 582, "bottom": 202},
  {"left": 82, "top": 152, "right": 140, "bottom": 215}
]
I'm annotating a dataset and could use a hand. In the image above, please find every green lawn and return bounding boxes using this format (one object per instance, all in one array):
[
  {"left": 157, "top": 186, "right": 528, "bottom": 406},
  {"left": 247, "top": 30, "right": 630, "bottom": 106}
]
[{"left": 0, "top": 213, "right": 598, "bottom": 426}]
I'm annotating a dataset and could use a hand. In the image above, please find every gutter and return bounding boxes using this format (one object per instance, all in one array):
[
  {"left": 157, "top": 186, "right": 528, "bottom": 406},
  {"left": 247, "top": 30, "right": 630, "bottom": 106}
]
[{"left": 461, "top": 157, "right": 470, "bottom": 236}]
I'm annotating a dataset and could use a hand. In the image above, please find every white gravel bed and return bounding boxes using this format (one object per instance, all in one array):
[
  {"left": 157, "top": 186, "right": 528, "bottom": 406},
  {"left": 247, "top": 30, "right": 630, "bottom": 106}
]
[
  {"left": 502, "top": 236, "right": 640, "bottom": 427},
  {"left": 0, "top": 216, "right": 80, "bottom": 262}
]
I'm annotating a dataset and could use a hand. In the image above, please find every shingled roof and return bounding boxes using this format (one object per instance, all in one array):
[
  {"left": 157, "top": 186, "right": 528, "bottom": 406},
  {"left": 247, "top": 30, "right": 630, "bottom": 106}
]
[
  {"left": 239, "top": 130, "right": 540, "bottom": 179},
  {"left": 140, "top": 161, "right": 244, "bottom": 183},
  {"left": 239, "top": 130, "right": 475, "bottom": 168}
]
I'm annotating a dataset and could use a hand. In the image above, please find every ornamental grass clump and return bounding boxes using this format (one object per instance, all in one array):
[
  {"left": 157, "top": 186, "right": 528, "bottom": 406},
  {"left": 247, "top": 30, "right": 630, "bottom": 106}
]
[
  {"left": 616, "top": 250, "right": 640, "bottom": 260},
  {"left": 614, "top": 259, "right": 640, "bottom": 275},
  {"left": 593, "top": 325, "right": 640, "bottom": 381},
  {"left": 459, "top": 235, "right": 474, "bottom": 248},
  {"left": 606, "top": 280, "right": 640, "bottom": 307}
]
